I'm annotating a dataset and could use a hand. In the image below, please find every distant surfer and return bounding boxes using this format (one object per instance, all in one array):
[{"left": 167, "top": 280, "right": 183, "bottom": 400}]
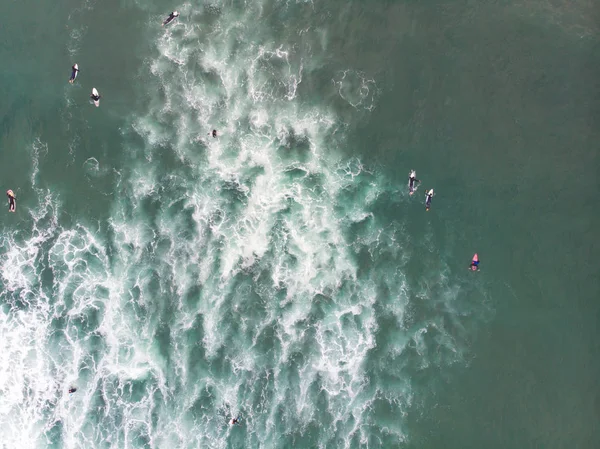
[
  {"left": 68, "top": 387, "right": 77, "bottom": 394},
  {"left": 212, "top": 129, "right": 217, "bottom": 138},
  {"left": 470, "top": 254, "right": 480, "bottom": 271},
  {"left": 425, "top": 189, "right": 434, "bottom": 211},
  {"left": 6, "top": 190, "right": 16, "bottom": 212},
  {"left": 69, "top": 64, "right": 79, "bottom": 84},
  {"left": 408, "top": 170, "right": 420, "bottom": 195},
  {"left": 90, "top": 88, "right": 101, "bottom": 107},
  {"left": 231, "top": 417, "right": 240, "bottom": 425},
  {"left": 162, "top": 11, "right": 179, "bottom": 26}
]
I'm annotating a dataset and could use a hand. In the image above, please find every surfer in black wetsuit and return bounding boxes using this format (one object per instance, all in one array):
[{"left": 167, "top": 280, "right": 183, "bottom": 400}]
[
  {"left": 425, "top": 189, "right": 434, "bottom": 211},
  {"left": 69, "top": 65, "right": 79, "bottom": 84},
  {"left": 6, "top": 190, "right": 16, "bottom": 212},
  {"left": 231, "top": 417, "right": 240, "bottom": 425},
  {"left": 408, "top": 170, "right": 420, "bottom": 195},
  {"left": 162, "top": 11, "right": 179, "bottom": 26},
  {"left": 212, "top": 130, "right": 217, "bottom": 138},
  {"left": 68, "top": 387, "right": 77, "bottom": 394},
  {"left": 90, "top": 93, "right": 101, "bottom": 102}
]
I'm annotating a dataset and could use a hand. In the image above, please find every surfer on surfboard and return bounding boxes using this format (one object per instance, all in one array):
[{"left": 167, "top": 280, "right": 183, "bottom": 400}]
[
  {"left": 425, "top": 189, "right": 434, "bottom": 211},
  {"left": 408, "top": 170, "right": 420, "bottom": 195},
  {"left": 231, "top": 417, "right": 240, "bottom": 425},
  {"left": 6, "top": 190, "right": 16, "bottom": 212},
  {"left": 470, "top": 254, "right": 480, "bottom": 271},
  {"left": 69, "top": 64, "right": 79, "bottom": 84},
  {"left": 90, "top": 88, "right": 101, "bottom": 107},
  {"left": 162, "top": 11, "right": 179, "bottom": 26}
]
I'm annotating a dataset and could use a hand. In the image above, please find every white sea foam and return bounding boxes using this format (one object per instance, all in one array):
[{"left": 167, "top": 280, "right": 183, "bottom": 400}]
[
  {"left": 0, "top": 186, "right": 175, "bottom": 448},
  {"left": 333, "top": 69, "right": 380, "bottom": 111},
  {"left": 118, "top": 3, "right": 395, "bottom": 444}
]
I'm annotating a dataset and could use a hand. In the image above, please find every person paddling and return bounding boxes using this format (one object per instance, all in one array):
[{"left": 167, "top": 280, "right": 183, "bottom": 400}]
[
  {"left": 162, "top": 11, "right": 179, "bottom": 26},
  {"left": 425, "top": 189, "right": 434, "bottom": 211},
  {"left": 6, "top": 190, "right": 16, "bottom": 212},
  {"left": 408, "top": 170, "right": 420, "bottom": 195},
  {"left": 470, "top": 254, "right": 480, "bottom": 271},
  {"left": 69, "top": 64, "right": 79, "bottom": 84}
]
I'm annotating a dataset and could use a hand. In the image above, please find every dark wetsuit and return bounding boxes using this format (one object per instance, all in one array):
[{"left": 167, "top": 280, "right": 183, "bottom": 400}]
[
  {"left": 91, "top": 95, "right": 100, "bottom": 101},
  {"left": 212, "top": 130, "right": 217, "bottom": 138},
  {"left": 7, "top": 192, "right": 15, "bottom": 211},
  {"left": 409, "top": 176, "right": 419, "bottom": 193},
  {"left": 68, "top": 387, "right": 77, "bottom": 394},
  {"left": 70, "top": 66, "right": 79, "bottom": 82},
  {"left": 163, "top": 13, "right": 179, "bottom": 25}
]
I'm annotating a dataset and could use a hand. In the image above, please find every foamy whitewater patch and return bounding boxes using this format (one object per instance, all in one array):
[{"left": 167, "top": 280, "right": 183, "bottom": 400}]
[
  {"left": 114, "top": 2, "right": 416, "bottom": 447},
  {"left": 0, "top": 189, "right": 174, "bottom": 448},
  {"left": 334, "top": 69, "right": 380, "bottom": 111}
]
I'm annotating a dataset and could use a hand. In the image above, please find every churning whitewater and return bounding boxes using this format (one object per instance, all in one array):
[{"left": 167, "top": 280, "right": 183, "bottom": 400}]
[{"left": 0, "top": 1, "right": 490, "bottom": 448}]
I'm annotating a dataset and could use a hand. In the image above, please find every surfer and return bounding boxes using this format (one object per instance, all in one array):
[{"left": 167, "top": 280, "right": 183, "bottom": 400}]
[
  {"left": 231, "top": 417, "right": 240, "bottom": 425},
  {"left": 68, "top": 387, "right": 77, "bottom": 394},
  {"left": 408, "top": 170, "right": 420, "bottom": 195},
  {"left": 425, "top": 189, "right": 434, "bottom": 211},
  {"left": 69, "top": 64, "right": 79, "bottom": 84},
  {"left": 212, "top": 129, "right": 217, "bottom": 138},
  {"left": 6, "top": 190, "right": 16, "bottom": 212},
  {"left": 162, "top": 11, "right": 179, "bottom": 26},
  {"left": 470, "top": 254, "right": 480, "bottom": 271},
  {"left": 90, "top": 89, "right": 101, "bottom": 105}
]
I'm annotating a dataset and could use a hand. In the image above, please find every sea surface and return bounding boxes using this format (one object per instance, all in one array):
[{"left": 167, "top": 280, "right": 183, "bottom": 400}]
[{"left": 0, "top": 0, "right": 598, "bottom": 448}]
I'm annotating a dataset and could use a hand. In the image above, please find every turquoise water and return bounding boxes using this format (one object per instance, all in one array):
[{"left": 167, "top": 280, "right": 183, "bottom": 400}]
[{"left": 0, "top": 1, "right": 598, "bottom": 448}]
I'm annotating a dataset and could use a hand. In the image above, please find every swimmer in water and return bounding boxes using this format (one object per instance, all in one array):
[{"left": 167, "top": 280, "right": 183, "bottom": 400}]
[
  {"left": 408, "top": 170, "right": 420, "bottom": 195},
  {"left": 470, "top": 253, "right": 480, "bottom": 271},
  {"left": 68, "top": 387, "right": 77, "bottom": 394},
  {"left": 6, "top": 190, "right": 16, "bottom": 212},
  {"left": 425, "top": 189, "right": 434, "bottom": 211}
]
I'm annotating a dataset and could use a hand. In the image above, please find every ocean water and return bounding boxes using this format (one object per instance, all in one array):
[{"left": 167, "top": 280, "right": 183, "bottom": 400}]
[{"left": 0, "top": 0, "right": 598, "bottom": 448}]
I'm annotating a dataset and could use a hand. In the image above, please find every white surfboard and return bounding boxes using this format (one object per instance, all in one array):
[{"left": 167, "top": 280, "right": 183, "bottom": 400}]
[{"left": 91, "top": 88, "right": 100, "bottom": 107}]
